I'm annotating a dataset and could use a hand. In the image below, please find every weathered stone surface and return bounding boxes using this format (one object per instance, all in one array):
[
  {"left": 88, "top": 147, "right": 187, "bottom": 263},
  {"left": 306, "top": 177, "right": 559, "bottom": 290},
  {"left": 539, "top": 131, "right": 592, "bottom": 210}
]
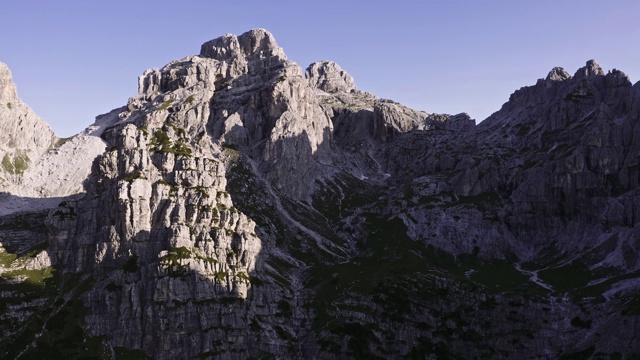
[
  {"left": 0, "top": 62, "right": 18, "bottom": 102},
  {"left": 305, "top": 61, "right": 356, "bottom": 94},
  {"left": 1, "top": 30, "right": 640, "bottom": 360},
  {"left": 0, "top": 62, "right": 57, "bottom": 187},
  {"left": 546, "top": 66, "right": 571, "bottom": 81}
]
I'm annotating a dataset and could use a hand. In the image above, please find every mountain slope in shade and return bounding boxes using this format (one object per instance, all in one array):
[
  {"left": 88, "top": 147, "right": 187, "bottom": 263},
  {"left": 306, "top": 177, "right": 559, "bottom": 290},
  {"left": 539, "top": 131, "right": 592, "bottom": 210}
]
[{"left": 0, "top": 29, "right": 639, "bottom": 359}]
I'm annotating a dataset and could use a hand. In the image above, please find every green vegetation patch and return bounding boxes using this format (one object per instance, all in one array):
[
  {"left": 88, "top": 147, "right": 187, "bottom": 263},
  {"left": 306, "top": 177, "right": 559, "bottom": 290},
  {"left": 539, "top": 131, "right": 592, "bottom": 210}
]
[
  {"left": 151, "top": 128, "right": 192, "bottom": 156},
  {"left": 172, "top": 140, "right": 192, "bottom": 156},
  {"left": 470, "top": 261, "right": 531, "bottom": 292},
  {"left": 158, "top": 100, "right": 173, "bottom": 111},
  {"left": 155, "top": 178, "right": 178, "bottom": 195},
  {"left": 1, "top": 153, "right": 29, "bottom": 175},
  {"left": 160, "top": 247, "right": 192, "bottom": 277},
  {"left": 538, "top": 260, "right": 593, "bottom": 293},
  {"left": 0, "top": 246, "right": 17, "bottom": 267},
  {"left": 168, "top": 123, "right": 186, "bottom": 138},
  {"left": 224, "top": 149, "right": 290, "bottom": 246},
  {"left": 236, "top": 271, "right": 250, "bottom": 283},
  {"left": 183, "top": 95, "right": 195, "bottom": 104},
  {"left": 307, "top": 215, "right": 437, "bottom": 329},
  {"left": 54, "top": 136, "right": 75, "bottom": 148},
  {"left": 123, "top": 170, "right": 144, "bottom": 182},
  {"left": 151, "top": 128, "right": 172, "bottom": 150},
  {"left": 0, "top": 273, "right": 103, "bottom": 359},
  {"left": 214, "top": 271, "right": 227, "bottom": 282},
  {"left": 1, "top": 240, "right": 54, "bottom": 287}
]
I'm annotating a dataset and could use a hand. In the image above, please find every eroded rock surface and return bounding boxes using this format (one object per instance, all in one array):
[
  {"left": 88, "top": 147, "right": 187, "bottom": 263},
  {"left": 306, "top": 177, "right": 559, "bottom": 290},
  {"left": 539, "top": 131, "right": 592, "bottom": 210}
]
[
  {"left": 1, "top": 33, "right": 640, "bottom": 360},
  {"left": 0, "top": 62, "right": 57, "bottom": 187},
  {"left": 306, "top": 60, "right": 356, "bottom": 94}
]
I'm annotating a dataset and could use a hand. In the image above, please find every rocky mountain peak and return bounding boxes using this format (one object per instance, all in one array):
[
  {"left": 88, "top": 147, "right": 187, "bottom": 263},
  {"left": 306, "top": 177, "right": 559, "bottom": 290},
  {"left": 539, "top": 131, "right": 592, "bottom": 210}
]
[
  {"left": 199, "top": 28, "right": 285, "bottom": 61},
  {"left": 574, "top": 59, "right": 605, "bottom": 80},
  {"left": 3, "top": 29, "right": 640, "bottom": 360},
  {"left": 305, "top": 60, "right": 356, "bottom": 93},
  {"left": 0, "top": 61, "right": 18, "bottom": 103},
  {"left": 545, "top": 66, "right": 571, "bottom": 81},
  {"left": 0, "top": 62, "right": 57, "bottom": 188}
]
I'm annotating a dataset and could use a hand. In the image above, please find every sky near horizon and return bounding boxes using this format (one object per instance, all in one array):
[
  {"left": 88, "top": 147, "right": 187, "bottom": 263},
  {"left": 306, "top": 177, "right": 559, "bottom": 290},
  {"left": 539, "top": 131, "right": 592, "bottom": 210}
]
[{"left": 1, "top": 0, "right": 639, "bottom": 137}]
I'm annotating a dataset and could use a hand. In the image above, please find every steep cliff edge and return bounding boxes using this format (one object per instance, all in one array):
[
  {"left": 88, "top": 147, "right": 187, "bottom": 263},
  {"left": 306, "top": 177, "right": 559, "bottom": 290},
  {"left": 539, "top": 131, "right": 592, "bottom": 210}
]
[
  {"left": 0, "top": 62, "right": 57, "bottom": 188},
  {"left": 0, "top": 60, "right": 122, "bottom": 215},
  {"left": 1, "top": 30, "right": 640, "bottom": 359}
]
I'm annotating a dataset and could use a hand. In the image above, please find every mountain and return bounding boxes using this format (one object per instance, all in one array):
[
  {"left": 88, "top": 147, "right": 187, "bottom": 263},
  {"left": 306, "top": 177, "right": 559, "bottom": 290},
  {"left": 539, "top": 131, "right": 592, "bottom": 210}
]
[
  {"left": 0, "top": 62, "right": 57, "bottom": 189},
  {"left": 1, "top": 29, "right": 640, "bottom": 359}
]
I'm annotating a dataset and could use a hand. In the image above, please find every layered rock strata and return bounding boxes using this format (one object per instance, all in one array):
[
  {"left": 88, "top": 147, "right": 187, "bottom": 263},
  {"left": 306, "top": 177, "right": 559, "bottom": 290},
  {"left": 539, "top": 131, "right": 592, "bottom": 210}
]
[{"left": 1, "top": 30, "right": 639, "bottom": 360}]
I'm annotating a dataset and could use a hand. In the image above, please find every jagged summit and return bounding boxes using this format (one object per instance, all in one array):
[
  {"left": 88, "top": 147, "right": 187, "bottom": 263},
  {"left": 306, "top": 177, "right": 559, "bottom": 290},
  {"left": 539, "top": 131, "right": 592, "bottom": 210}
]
[
  {"left": 481, "top": 59, "right": 636, "bottom": 128},
  {"left": 3, "top": 29, "right": 640, "bottom": 359},
  {"left": 129, "top": 29, "right": 473, "bottom": 199},
  {"left": 545, "top": 66, "right": 571, "bottom": 81},
  {"left": 0, "top": 61, "right": 57, "bottom": 188},
  {"left": 305, "top": 60, "right": 357, "bottom": 93},
  {"left": 574, "top": 58, "right": 605, "bottom": 79},
  {"left": 0, "top": 62, "right": 18, "bottom": 102},
  {"left": 199, "top": 28, "right": 285, "bottom": 61}
]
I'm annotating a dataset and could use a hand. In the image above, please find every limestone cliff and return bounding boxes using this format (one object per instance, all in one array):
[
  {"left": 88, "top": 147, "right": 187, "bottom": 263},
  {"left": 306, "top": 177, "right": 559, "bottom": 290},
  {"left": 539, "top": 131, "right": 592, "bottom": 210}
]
[
  {"left": 0, "top": 62, "right": 57, "bottom": 187},
  {"left": 1, "top": 30, "right": 640, "bottom": 360}
]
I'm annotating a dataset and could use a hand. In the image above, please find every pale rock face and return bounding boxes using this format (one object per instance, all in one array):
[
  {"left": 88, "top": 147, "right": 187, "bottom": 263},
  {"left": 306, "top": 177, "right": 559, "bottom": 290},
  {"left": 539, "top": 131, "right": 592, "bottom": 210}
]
[
  {"left": 305, "top": 61, "right": 357, "bottom": 93},
  {"left": 2, "top": 29, "right": 640, "bottom": 359},
  {"left": 15, "top": 109, "right": 121, "bottom": 198},
  {"left": 546, "top": 66, "right": 571, "bottom": 81},
  {"left": 0, "top": 61, "right": 116, "bottom": 210},
  {"left": 24, "top": 250, "right": 51, "bottom": 270},
  {"left": 200, "top": 28, "right": 283, "bottom": 62},
  {"left": 41, "top": 30, "right": 296, "bottom": 357},
  {"left": 0, "top": 61, "right": 57, "bottom": 187},
  {"left": 373, "top": 99, "right": 429, "bottom": 137},
  {"left": 0, "top": 62, "right": 18, "bottom": 102},
  {"left": 132, "top": 28, "right": 337, "bottom": 200},
  {"left": 574, "top": 59, "right": 605, "bottom": 80}
]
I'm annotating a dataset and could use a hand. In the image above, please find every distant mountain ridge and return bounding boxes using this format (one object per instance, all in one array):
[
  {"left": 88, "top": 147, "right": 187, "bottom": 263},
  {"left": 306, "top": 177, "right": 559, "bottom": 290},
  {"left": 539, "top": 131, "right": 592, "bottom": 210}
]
[{"left": 1, "top": 29, "right": 639, "bottom": 359}]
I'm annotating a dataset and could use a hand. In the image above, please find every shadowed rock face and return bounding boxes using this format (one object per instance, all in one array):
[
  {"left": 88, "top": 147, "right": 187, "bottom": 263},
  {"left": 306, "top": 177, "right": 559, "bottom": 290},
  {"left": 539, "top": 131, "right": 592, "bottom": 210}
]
[{"left": 2, "top": 31, "right": 640, "bottom": 359}]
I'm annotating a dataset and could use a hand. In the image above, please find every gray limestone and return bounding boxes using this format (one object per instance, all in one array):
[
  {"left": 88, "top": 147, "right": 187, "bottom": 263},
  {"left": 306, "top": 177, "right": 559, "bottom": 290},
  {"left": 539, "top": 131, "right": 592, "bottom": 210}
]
[
  {"left": 1, "top": 30, "right": 640, "bottom": 360},
  {"left": 305, "top": 61, "right": 357, "bottom": 94},
  {"left": 0, "top": 62, "right": 57, "bottom": 187}
]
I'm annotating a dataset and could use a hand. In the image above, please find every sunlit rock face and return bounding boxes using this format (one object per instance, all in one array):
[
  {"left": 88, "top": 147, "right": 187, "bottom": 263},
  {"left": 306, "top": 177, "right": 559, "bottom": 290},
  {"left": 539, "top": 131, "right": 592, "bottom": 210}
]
[
  {"left": 1, "top": 30, "right": 640, "bottom": 359},
  {"left": 0, "top": 61, "right": 57, "bottom": 189}
]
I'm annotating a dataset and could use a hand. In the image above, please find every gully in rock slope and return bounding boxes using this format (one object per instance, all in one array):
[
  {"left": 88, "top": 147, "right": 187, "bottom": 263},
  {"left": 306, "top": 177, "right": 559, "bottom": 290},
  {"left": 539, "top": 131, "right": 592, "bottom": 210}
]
[{"left": 1, "top": 29, "right": 640, "bottom": 359}]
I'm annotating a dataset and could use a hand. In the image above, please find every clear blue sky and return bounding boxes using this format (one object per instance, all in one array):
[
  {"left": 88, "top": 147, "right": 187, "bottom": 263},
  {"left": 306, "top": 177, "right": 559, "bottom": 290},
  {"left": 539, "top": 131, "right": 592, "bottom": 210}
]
[{"left": 1, "top": 0, "right": 639, "bottom": 137}]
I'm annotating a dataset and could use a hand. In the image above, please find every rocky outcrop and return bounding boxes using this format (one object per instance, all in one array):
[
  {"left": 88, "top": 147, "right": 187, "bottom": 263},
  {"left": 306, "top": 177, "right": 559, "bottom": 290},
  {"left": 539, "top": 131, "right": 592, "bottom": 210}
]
[
  {"left": 130, "top": 28, "right": 336, "bottom": 201},
  {"left": 0, "top": 61, "right": 112, "bottom": 203},
  {"left": 305, "top": 61, "right": 356, "bottom": 94},
  {"left": 0, "top": 62, "right": 57, "bottom": 186},
  {"left": 1, "top": 32, "right": 640, "bottom": 360},
  {"left": 0, "top": 63, "right": 18, "bottom": 102}
]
